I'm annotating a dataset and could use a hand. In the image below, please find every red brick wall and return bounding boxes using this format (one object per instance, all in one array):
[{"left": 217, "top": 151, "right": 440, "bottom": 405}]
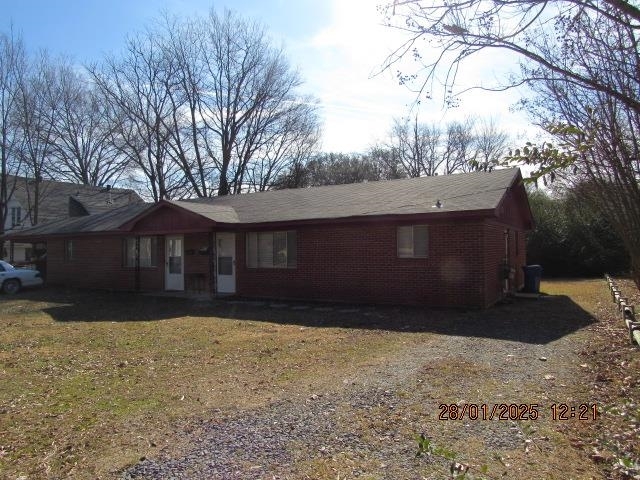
[
  {"left": 42, "top": 221, "right": 527, "bottom": 308},
  {"left": 46, "top": 236, "right": 164, "bottom": 291},
  {"left": 235, "top": 221, "right": 489, "bottom": 308},
  {"left": 497, "top": 182, "right": 533, "bottom": 231},
  {"left": 482, "top": 220, "right": 528, "bottom": 307},
  {"left": 512, "top": 228, "right": 527, "bottom": 289},
  {"left": 483, "top": 222, "right": 505, "bottom": 307}
]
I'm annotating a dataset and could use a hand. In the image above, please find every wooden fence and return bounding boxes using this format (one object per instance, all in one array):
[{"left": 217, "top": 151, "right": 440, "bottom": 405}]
[{"left": 605, "top": 274, "right": 640, "bottom": 347}]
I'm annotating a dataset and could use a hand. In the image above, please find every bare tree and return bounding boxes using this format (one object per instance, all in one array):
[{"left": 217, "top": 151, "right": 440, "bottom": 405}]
[
  {"left": 91, "top": 10, "right": 320, "bottom": 199},
  {"left": 89, "top": 31, "right": 188, "bottom": 201},
  {"left": 441, "top": 118, "right": 475, "bottom": 174},
  {"left": 380, "top": 0, "right": 640, "bottom": 113},
  {"left": 468, "top": 118, "right": 509, "bottom": 172},
  {"left": 382, "top": 114, "right": 504, "bottom": 176},
  {"left": 155, "top": 14, "right": 215, "bottom": 197},
  {"left": 478, "top": 4, "right": 640, "bottom": 286},
  {"left": 4, "top": 8, "right": 320, "bottom": 208},
  {"left": 198, "top": 9, "right": 320, "bottom": 195},
  {"left": 0, "top": 30, "right": 26, "bottom": 254},
  {"left": 47, "top": 63, "right": 128, "bottom": 186},
  {"left": 515, "top": 77, "right": 640, "bottom": 285},
  {"left": 274, "top": 152, "right": 384, "bottom": 189},
  {"left": 387, "top": 115, "right": 441, "bottom": 177},
  {"left": 243, "top": 98, "right": 320, "bottom": 191},
  {"left": 368, "top": 146, "right": 405, "bottom": 181},
  {"left": 13, "top": 51, "right": 61, "bottom": 225}
]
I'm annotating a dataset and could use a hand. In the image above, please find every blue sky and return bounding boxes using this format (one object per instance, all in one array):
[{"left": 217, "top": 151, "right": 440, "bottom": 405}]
[
  {"left": 1, "top": 0, "right": 534, "bottom": 152},
  {"left": 1, "top": 1, "right": 330, "bottom": 61}
]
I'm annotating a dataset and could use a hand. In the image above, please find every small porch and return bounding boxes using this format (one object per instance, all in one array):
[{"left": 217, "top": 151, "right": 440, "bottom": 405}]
[
  {"left": 120, "top": 201, "right": 238, "bottom": 297},
  {"left": 126, "top": 231, "right": 237, "bottom": 297}
]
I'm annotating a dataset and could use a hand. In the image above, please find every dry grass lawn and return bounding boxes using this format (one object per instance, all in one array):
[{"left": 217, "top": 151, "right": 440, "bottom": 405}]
[
  {"left": 1, "top": 280, "right": 638, "bottom": 479},
  {"left": 542, "top": 278, "right": 640, "bottom": 479},
  {"left": 1, "top": 290, "right": 431, "bottom": 478}
]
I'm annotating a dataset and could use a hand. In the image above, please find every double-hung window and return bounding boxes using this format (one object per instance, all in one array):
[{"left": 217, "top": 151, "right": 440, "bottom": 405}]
[
  {"left": 397, "top": 225, "right": 428, "bottom": 258},
  {"left": 10, "top": 207, "right": 21, "bottom": 227},
  {"left": 122, "top": 237, "right": 157, "bottom": 267},
  {"left": 246, "top": 231, "right": 297, "bottom": 268}
]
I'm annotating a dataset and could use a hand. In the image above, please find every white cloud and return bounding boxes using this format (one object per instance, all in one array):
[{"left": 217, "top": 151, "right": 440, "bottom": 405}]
[
  {"left": 286, "top": 0, "right": 416, "bottom": 152},
  {"left": 289, "top": 0, "right": 541, "bottom": 153}
]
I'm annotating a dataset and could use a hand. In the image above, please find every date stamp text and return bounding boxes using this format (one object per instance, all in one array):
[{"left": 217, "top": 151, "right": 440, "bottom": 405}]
[{"left": 438, "top": 403, "right": 597, "bottom": 421}]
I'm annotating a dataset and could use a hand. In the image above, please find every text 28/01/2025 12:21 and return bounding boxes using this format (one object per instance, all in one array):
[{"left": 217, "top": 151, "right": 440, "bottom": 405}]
[{"left": 438, "top": 403, "right": 598, "bottom": 421}]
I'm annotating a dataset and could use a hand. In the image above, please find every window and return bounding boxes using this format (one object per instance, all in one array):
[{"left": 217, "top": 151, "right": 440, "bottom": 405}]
[
  {"left": 64, "top": 239, "right": 74, "bottom": 261},
  {"left": 397, "top": 225, "right": 428, "bottom": 258},
  {"left": 122, "top": 237, "right": 157, "bottom": 267},
  {"left": 10, "top": 207, "right": 21, "bottom": 227},
  {"left": 218, "top": 257, "right": 233, "bottom": 275},
  {"left": 246, "top": 231, "right": 296, "bottom": 268}
]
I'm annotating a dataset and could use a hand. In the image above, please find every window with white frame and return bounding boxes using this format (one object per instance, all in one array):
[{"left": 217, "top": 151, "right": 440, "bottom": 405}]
[
  {"left": 122, "top": 236, "right": 158, "bottom": 267},
  {"left": 246, "top": 231, "right": 296, "bottom": 268},
  {"left": 10, "top": 207, "right": 21, "bottom": 227},
  {"left": 397, "top": 225, "right": 428, "bottom": 258}
]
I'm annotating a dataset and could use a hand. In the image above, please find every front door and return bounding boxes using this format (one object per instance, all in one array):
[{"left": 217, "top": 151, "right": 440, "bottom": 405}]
[
  {"left": 216, "top": 233, "right": 236, "bottom": 294},
  {"left": 165, "top": 235, "right": 184, "bottom": 290}
]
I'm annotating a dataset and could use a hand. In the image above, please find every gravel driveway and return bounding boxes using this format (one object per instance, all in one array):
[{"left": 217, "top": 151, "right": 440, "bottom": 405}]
[{"left": 122, "top": 296, "right": 599, "bottom": 479}]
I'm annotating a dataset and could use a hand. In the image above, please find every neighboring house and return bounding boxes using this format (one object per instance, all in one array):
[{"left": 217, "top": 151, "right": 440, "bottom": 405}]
[
  {"left": 2, "top": 176, "right": 143, "bottom": 263},
  {"left": 4, "top": 168, "right": 534, "bottom": 307}
]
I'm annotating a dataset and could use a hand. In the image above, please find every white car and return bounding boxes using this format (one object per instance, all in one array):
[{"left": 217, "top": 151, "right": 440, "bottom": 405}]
[{"left": 0, "top": 260, "right": 44, "bottom": 294}]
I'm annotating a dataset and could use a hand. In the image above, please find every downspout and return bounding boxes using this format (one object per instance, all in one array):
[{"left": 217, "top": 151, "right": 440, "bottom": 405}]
[
  {"left": 209, "top": 230, "right": 216, "bottom": 298},
  {"left": 135, "top": 236, "right": 141, "bottom": 292}
]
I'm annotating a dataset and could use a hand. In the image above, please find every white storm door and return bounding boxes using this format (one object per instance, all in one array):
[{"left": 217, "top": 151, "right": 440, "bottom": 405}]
[
  {"left": 165, "top": 235, "right": 184, "bottom": 291},
  {"left": 216, "top": 233, "right": 236, "bottom": 294}
]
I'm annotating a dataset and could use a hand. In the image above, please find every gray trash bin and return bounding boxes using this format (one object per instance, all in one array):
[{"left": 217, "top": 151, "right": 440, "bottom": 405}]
[{"left": 522, "top": 265, "right": 543, "bottom": 293}]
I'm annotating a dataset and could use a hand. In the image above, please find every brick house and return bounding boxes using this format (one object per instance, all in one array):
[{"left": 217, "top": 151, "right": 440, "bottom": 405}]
[{"left": 4, "top": 168, "right": 533, "bottom": 307}]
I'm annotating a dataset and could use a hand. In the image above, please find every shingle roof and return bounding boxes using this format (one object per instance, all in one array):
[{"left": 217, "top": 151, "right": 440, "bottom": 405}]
[
  {"left": 168, "top": 201, "right": 240, "bottom": 223},
  {"left": 5, "top": 168, "right": 523, "bottom": 238},
  {"left": 6, "top": 202, "right": 151, "bottom": 238},
  {"left": 7, "top": 175, "right": 143, "bottom": 224},
  {"left": 176, "top": 168, "right": 520, "bottom": 223}
]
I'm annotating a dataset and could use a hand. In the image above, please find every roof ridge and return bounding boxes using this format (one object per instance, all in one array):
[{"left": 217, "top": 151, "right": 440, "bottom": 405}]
[
  {"left": 6, "top": 174, "right": 137, "bottom": 193},
  {"left": 184, "top": 167, "right": 519, "bottom": 204}
]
